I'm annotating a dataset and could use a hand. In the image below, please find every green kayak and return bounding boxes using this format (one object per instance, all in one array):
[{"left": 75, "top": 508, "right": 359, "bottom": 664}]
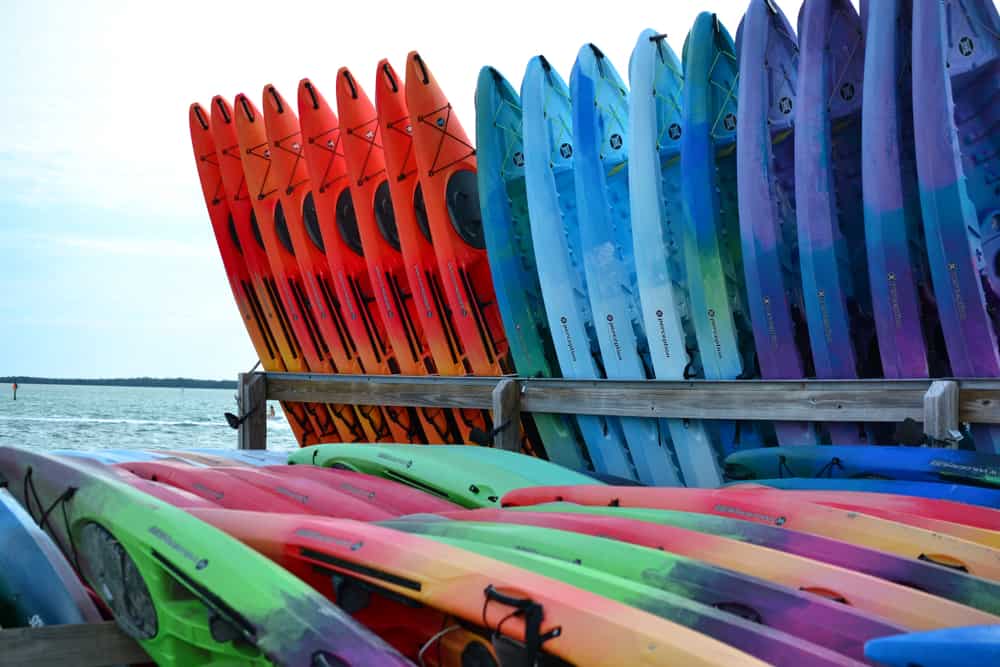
[
  {"left": 0, "top": 447, "right": 411, "bottom": 666},
  {"left": 383, "top": 518, "right": 893, "bottom": 666},
  {"left": 288, "top": 444, "right": 600, "bottom": 507}
]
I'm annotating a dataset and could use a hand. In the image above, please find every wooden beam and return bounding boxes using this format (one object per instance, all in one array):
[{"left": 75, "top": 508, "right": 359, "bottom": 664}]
[
  {"left": 924, "top": 380, "right": 961, "bottom": 443},
  {"left": 261, "top": 373, "right": 1000, "bottom": 425},
  {"left": 0, "top": 621, "right": 149, "bottom": 667},
  {"left": 238, "top": 372, "right": 267, "bottom": 450},
  {"left": 492, "top": 378, "right": 522, "bottom": 452}
]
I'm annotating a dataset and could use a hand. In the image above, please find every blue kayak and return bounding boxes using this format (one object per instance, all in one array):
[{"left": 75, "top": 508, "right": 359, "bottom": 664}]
[
  {"left": 725, "top": 445, "right": 1000, "bottom": 487},
  {"left": 728, "top": 477, "right": 1000, "bottom": 508},
  {"left": 865, "top": 625, "right": 1000, "bottom": 667},
  {"left": 0, "top": 489, "right": 101, "bottom": 628}
]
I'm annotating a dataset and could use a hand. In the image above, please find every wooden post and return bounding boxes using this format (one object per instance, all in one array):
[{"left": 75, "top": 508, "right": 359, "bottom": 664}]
[
  {"left": 491, "top": 378, "right": 522, "bottom": 452},
  {"left": 238, "top": 372, "right": 267, "bottom": 450},
  {"left": 0, "top": 621, "right": 149, "bottom": 667},
  {"left": 924, "top": 380, "right": 961, "bottom": 445}
]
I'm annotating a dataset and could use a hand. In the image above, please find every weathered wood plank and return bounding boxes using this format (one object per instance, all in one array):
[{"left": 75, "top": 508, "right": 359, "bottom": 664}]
[
  {"left": 238, "top": 372, "right": 267, "bottom": 450},
  {"left": 0, "top": 621, "right": 149, "bottom": 667},
  {"left": 263, "top": 373, "right": 1000, "bottom": 425},
  {"left": 924, "top": 380, "right": 961, "bottom": 442},
  {"left": 492, "top": 378, "right": 522, "bottom": 452}
]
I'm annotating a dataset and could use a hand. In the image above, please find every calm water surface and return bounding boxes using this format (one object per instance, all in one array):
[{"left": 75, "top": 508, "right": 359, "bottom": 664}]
[{"left": 0, "top": 383, "right": 297, "bottom": 452}]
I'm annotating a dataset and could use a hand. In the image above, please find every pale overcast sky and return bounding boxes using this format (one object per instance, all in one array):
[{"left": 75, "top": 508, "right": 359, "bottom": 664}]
[{"left": 1, "top": 0, "right": 828, "bottom": 379}]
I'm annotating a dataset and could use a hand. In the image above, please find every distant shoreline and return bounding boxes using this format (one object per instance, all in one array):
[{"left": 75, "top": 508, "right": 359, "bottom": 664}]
[{"left": 1, "top": 376, "right": 238, "bottom": 390}]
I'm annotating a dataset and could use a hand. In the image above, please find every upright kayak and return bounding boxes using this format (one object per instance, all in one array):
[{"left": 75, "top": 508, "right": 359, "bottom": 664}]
[
  {"left": 681, "top": 12, "right": 761, "bottom": 453},
  {"left": 865, "top": 625, "right": 1000, "bottom": 667},
  {"left": 500, "top": 484, "right": 1000, "bottom": 580},
  {"left": 0, "top": 489, "right": 102, "bottom": 628},
  {"left": 261, "top": 84, "right": 410, "bottom": 444},
  {"left": 0, "top": 447, "right": 411, "bottom": 665},
  {"left": 388, "top": 518, "right": 891, "bottom": 666},
  {"left": 724, "top": 444, "right": 1000, "bottom": 486},
  {"left": 190, "top": 509, "right": 768, "bottom": 667},
  {"left": 208, "top": 95, "right": 324, "bottom": 446},
  {"left": 474, "top": 65, "right": 590, "bottom": 471},
  {"left": 795, "top": 0, "right": 882, "bottom": 443},
  {"left": 629, "top": 28, "right": 725, "bottom": 486},
  {"left": 288, "top": 443, "right": 599, "bottom": 507},
  {"left": 735, "top": 0, "right": 818, "bottom": 445},
  {"left": 520, "top": 55, "right": 637, "bottom": 480},
  {"left": 912, "top": 0, "right": 1000, "bottom": 452},
  {"left": 862, "top": 0, "right": 948, "bottom": 380}
]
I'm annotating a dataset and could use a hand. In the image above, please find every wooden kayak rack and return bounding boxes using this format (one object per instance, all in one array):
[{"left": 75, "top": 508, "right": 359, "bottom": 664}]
[{"left": 237, "top": 372, "right": 1000, "bottom": 451}]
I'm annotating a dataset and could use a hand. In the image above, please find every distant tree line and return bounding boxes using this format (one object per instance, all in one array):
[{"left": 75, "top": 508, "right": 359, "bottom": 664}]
[{"left": 0, "top": 376, "right": 238, "bottom": 390}]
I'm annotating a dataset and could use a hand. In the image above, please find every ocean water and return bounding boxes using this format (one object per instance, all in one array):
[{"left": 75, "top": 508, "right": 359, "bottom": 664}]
[{"left": 0, "top": 383, "right": 298, "bottom": 452}]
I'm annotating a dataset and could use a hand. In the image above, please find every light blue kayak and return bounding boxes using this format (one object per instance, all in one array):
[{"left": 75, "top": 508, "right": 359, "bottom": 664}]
[
  {"left": 727, "top": 477, "right": 1000, "bottom": 509},
  {"left": 570, "top": 43, "right": 681, "bottom": 487},
  {"left": 474, "top": 64, "right": 590, "bottom": 470},
  {"left": 520, "top": 56, "right": 637, "bottom": 480},
  {"left": 628, "top": 29, "right": 723, "bottom": 487},
  {"left": 865, "top": 625, "right": 1000, "bottom": 667},
  {"left": 735, "top": 0, "right": 819, "bottom": 446},
  {"left": 681, "top": 12, "right": 764, "bottom": 454},
  {"left": 54, "top": 448, "right": 289, "bottom": 467}
]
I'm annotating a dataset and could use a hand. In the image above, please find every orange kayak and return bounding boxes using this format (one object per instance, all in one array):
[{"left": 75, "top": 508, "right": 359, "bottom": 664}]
[
  {"left": 206, "top": 96, "right": 328, "bottom": 445},
  {"left": 233, "top": 91, "right": 371, "bottom": 443},
  {"left": 374, "top": 59, "right": 494, "bottom": 444},
  {"left": 261, "top": 84, "right": 424, "bottom": 444}
]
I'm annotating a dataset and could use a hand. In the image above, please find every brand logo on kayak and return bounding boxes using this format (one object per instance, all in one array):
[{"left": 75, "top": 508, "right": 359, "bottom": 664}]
[
  {"left": 839, "top": 83, "right": 855, "bottom": 102},
  {"left": 654, "top": 309, "right": 672, "bottom": 360},
  {"left": 559, "top": 143, "right": 573, "bottom": 159},
  {"left": 338, "top": 482, "right": 377, "bottom": 500},
  {"left": 446, "top": 262, "right": 469, "bottom": 317},
  {"left": 295, "top": 529, "right": 364, "bottom": 551},
  {"left": 512, "top": 151, "right": 524, "bottom": 167},
  {"left": 762, "top": 296, "right": 778, "bottom": 346},
  {"left": 929, "top": 459, "right": 1000, "bottom": 478},
  {"left": 375, "top": 270, "right": 395, "bottom": 319},
  {"left": 668, "top": 124, "right": 682, "bottom": 141},
  {"left": 559, "top": 316, "right": 578, "bottom": 362},
  {"left": 723, "top": 113, "right": 736, "bottom": 132},
  {"left": 778, "top": 97, "right": 793, "bottom": 115},
  {"left": 193, "top": 483, "right": 224, "bottom": 500},
  {"left": 713, "top": 504, "right": 786, "bottom": 526},
  {"left": 816, "top": 290, "right": 834, "bottom": 345},
  {"left": 946, "top": 263, "right": 967, "bottom": 322},
  {"left": 886, "top": 273, "right": 903, "bottom": 329},
  {"left": 959, "top": 37, "right": 975, "bottom": 57},
  {"left": 377, "top": 452, "right": 414, "bottom": 468},
  {"left": 149, "top": 526, "right": 209, "bottom": 570},
  {"left": 707, "top": 308, "right": 723, "bottom": 360},
  {"left": 609, "top": 134, "right": 623, "bottom": 150},
  {"left": 605, "top": 314, "right": 624, "bottom": 361},
  {"left": 412, "top": 266, "right": 434, "bottom": 318},
  {"left": 292, "top": 142, "right": 301, "bottom": 152},
  {"left": 406, "top": 124, "right": 413, "bottom": 134},
  {"left": 337, "top": 272, "right": 358, "bottom": 320},
  {"left": 275, "top": 486, "right": 309, "bottom": 504}
]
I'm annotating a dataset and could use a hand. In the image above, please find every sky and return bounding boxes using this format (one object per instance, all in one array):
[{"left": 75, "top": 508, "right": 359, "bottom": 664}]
[{"left": 0, "top": 0, "right": 813, "bottom": 380}]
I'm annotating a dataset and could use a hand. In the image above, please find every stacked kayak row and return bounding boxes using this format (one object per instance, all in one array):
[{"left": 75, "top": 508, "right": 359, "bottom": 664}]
[
  {"left": 4, "top": 443, "right": 1000, "bottom": 665},
  {"left": 193, "top": 0, "right": 1000, "bottom": 492}
]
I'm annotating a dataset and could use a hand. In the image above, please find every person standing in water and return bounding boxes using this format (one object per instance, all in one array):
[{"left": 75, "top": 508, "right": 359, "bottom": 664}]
[{"left": 11, "top": 383, "right": 17, "bottom": 400}]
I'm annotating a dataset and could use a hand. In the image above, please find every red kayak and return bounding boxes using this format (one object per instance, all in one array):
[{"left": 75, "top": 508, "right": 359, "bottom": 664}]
[
  {"left": 209, "top": 95, "right": 335, "bottom": 445},
  {"left": 117, "top": 461, "right": 459, "bottom": 519},
  {"left": 297, "top": 78, "right": 462, "bottom": 444},
  {"left": 261, "top": 84, "right": 420, "bottom": 444}
]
